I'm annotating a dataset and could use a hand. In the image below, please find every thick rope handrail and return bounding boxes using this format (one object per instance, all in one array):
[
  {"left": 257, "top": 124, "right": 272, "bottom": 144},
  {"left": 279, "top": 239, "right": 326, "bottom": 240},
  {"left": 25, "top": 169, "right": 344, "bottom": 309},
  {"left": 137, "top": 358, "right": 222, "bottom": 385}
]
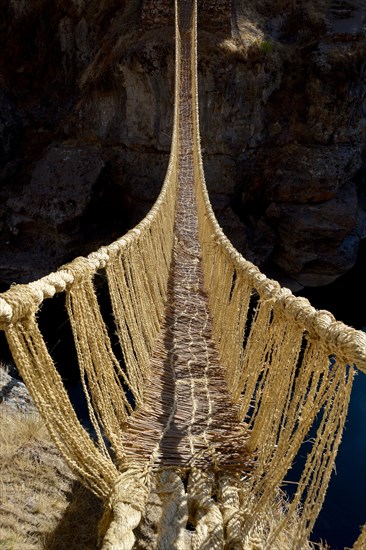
[
  {"left": 190, "top": 2, "right": 364, "bottom": 546},
  {"left": 0, "top": 198, "right": 176, "bottom": 325},
  {"left": 189, "top": 9, "right": 366, "bottom": 373},
  {"left": 0, "top": 15, "right": 181, "bottom": 327},
  {"left": 196, "top": 230, "right": 366, "bottom": 371},
  {"left": 0, "top": 200, "right": 175, "bottom": 322}
]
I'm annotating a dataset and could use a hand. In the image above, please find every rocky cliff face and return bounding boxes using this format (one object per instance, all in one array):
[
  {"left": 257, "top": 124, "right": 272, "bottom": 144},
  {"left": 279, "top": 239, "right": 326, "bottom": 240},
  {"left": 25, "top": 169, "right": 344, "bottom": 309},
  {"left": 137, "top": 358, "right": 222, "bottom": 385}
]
[{"left": 0, "top": 0, "right": 365, "bottom": 289}]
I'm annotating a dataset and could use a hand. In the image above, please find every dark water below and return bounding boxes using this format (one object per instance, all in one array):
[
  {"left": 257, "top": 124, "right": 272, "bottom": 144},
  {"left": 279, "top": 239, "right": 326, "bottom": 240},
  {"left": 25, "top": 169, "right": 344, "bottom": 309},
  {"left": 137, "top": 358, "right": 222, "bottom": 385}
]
[
  {"left": 312, "top": 374, "right": 366, "bottom": 548},
  {"left": 299, "top": 240, "right": 366, "bottom": 548}
]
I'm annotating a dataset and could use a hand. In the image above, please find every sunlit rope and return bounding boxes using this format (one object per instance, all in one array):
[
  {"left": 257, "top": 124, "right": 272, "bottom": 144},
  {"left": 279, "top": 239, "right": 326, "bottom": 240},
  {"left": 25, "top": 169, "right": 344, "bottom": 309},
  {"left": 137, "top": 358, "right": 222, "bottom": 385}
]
[{"left": 0, "top": 1, "right": 365, "bottom": 548}]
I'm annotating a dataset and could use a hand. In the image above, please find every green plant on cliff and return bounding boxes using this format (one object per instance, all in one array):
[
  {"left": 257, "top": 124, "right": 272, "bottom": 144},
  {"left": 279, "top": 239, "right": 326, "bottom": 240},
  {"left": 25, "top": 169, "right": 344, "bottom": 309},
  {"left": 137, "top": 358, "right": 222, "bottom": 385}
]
[{"left": 258, "top": 39, "right": 273, "bottom": 55}]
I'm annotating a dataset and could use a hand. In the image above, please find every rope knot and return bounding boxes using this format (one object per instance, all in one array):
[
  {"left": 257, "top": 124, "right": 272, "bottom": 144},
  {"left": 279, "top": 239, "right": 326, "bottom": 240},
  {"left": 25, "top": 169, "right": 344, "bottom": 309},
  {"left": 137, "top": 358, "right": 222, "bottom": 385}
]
[
  {"left": 100, "top": 467, "right": 151, "bottom": 550},
  {"left": 2, "top": 285, "right": 42, "bottom": 323},
  {"left": 108, "top": 466, "right": 151, "bottom": 514},
  {"left": 64, "top": 256, "right": 96, "bottom": 284}
]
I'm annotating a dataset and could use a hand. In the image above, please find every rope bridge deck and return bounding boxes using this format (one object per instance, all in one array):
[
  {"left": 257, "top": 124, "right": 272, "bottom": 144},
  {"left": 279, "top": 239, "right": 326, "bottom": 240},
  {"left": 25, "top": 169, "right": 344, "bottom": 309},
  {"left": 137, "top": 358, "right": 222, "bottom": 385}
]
[
  {"left": 0, "top": 1, "right": 366, "bottom": 548},
  {"left": 119, "top": 11, "right": 249, "bottom": 474}
]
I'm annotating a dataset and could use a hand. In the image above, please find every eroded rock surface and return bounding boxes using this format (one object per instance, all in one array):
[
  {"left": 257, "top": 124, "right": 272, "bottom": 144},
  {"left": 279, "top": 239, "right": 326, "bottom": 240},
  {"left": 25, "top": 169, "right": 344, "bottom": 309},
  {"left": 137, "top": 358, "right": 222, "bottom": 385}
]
[
  {"left": 0, "top": 367, "right": 36, "bottom": 414},
  {"left": 0, "top": 0, "right": 365, "bottom": 288}
]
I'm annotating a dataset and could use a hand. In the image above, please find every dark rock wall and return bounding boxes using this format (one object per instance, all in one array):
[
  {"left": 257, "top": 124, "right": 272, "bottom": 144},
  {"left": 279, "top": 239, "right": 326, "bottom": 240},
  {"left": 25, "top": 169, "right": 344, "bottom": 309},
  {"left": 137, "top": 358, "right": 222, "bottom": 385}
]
[
  {"left": 0, "top": 0, "right": 365, "bottom": 289},
  {"left": 199, "top": 0, "right": 366, "bottom": 288},
  {"left": 141, "top": 0, "right": 174, "bottom": 29},
  {"left": 0, "top": 0, "right": 174, "bottom": 285}
]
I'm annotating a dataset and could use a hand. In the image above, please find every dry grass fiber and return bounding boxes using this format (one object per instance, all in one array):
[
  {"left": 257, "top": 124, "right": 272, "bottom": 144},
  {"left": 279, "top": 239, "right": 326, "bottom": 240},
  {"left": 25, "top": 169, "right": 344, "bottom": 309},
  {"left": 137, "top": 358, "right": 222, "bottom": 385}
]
[
  {"left": 0, "top": 378, "right": 326, "bottom": 549},
  {"left": 0, "top": 408, "right": 102, "bottom": 549}
]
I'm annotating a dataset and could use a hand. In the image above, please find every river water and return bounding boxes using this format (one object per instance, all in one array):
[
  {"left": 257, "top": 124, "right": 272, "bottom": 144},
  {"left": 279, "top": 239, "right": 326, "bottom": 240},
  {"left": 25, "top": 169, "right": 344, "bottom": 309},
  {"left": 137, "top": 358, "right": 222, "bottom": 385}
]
[{"left": 299, "top": 240, "right": 366, "bottom": 548}]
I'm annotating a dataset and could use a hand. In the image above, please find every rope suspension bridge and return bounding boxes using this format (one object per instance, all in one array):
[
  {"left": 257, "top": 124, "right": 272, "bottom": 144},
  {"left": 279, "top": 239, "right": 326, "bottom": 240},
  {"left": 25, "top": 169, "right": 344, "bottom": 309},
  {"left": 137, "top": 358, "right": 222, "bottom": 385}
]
[{"left": 1, "top": 1, "right": 366, "bottom": 548}]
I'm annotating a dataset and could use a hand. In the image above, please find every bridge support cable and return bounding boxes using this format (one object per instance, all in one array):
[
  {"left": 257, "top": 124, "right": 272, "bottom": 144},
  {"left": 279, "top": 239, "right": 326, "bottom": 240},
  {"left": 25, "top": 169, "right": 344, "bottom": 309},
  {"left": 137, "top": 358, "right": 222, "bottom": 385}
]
[
  {"left": 191, "top": 1, "right": 365, "bottom": 547},
  {"left": 0, "top": 0, "right": 365, "bottom": 548}
]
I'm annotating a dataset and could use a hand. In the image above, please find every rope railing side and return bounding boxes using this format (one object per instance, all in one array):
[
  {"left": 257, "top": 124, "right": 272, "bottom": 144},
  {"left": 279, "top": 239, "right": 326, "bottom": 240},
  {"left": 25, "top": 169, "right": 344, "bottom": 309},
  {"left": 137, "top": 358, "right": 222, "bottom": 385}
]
[
  {"left": 6, "top": 313, "right": 119, "bottom": 500},
  {"left": 99, "top": 6, "right": 183, "bottom": 548},
  {"left": 187, "top": 0, "right": 366, "bottom": 375},
  {"left": 0, "top": 7, "right": 181, "bottom": 518},
  {"left": 0, "top": 145, "right": 178, "bottom": 325},
  {"left": 190, "top": 0, "right": 364, "bottom": 545}
]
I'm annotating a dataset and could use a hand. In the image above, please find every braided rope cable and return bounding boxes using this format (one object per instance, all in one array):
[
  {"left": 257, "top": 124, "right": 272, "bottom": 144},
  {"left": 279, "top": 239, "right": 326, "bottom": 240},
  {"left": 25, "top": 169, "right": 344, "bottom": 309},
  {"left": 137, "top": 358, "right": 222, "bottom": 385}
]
[
  {"left": 189, "top": 0, "right": 366, "bottom": 372},
  {"left": 100, "top": 467, "right": 152, "bottom": 550},
  {"left": 156, "top": 470, "right": 190, "bottom": 550},
  {"left": 217, "top": 473, "right": 244, "bottom": 548},
  {"left": 1, "top": 0, "right": 365, "bottom": 546},
  {"left": 187, "top": 469, "right": 224, "bottom": 550}
]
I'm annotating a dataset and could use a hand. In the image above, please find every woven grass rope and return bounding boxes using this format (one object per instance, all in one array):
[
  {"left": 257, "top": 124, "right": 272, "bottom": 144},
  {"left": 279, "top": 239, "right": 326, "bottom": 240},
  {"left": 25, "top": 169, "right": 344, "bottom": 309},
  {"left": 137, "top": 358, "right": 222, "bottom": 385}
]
[{"left": 0, "top": 1, "right": 365, "bottom": 548}]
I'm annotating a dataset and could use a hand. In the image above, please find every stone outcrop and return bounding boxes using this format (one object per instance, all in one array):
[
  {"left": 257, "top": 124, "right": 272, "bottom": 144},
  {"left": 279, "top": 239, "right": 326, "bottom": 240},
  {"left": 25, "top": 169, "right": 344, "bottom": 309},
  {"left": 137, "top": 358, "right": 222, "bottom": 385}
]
[
  {"left": 2, "top": 145, "right": 106, "bottom": 281},
  {"left": 0, "top": 92, "right": 21, "bottom": 167},
  {"left": 266, "top": 181, "right": 360, "bottom": 286},
  {"left": 0, "top": 366, "right": 36, "bottom": 414},
  {"left": 142, "top": 0, "right": 175, "bottom": 29},
  {"left": 0, "top": 0, "right": 365, "bottom": 289}
]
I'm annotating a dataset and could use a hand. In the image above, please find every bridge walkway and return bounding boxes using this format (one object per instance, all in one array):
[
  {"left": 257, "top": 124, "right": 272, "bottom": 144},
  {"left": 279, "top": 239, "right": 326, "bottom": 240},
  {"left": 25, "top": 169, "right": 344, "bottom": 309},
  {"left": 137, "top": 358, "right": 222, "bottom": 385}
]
[{"left": 119, "top": 3, "right": 248, "bottom": 472}]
